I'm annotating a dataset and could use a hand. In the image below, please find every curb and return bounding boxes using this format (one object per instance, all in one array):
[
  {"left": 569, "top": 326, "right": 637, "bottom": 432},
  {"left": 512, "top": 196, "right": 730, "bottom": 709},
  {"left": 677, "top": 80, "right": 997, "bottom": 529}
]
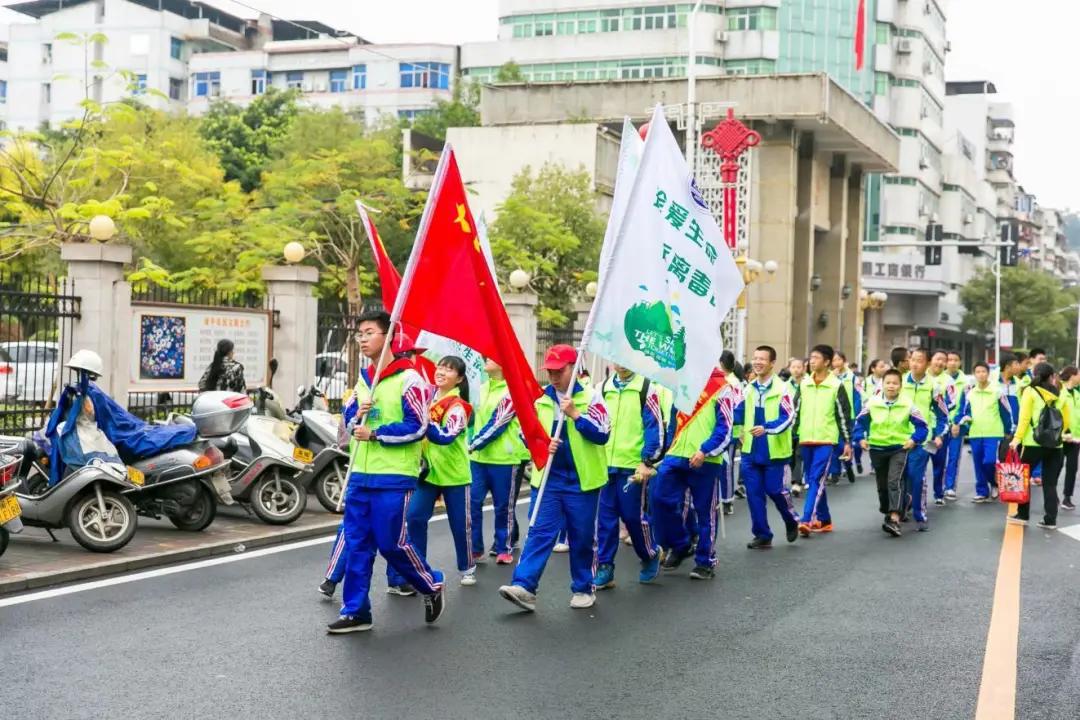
[{"left": 0, "top": 518, "right": 340, "bottom": 596}]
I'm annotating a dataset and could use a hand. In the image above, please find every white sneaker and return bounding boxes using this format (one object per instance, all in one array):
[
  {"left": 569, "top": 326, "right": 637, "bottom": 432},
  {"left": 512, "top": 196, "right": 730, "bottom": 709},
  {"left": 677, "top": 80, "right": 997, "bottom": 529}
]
[
  {"left": 570, "top": 592, "right": 596, "bottom": 609},
  {"left": 460, "top": 569, "right": 477, "bottom": 587},
  {"left": 499, "top": 584, "right": 536, "bottom": 612},
  {"left": 944, "top": 490, "right": 957, "bottom": 500},
  {"left": 553, "top": 542, "right": 570, "bottom": 553}
]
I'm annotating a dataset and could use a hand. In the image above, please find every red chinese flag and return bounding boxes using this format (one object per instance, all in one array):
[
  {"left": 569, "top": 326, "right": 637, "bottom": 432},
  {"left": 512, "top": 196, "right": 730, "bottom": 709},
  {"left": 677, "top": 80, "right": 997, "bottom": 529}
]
[
  {"left": 854, "top": 0, "right": 867, "bottom": 70},
  {"left": 396, "top": 149, "right": 551, "bottom": 468},
  {"left": 358, "top": 203, "right": 402, "bottom": 311}
]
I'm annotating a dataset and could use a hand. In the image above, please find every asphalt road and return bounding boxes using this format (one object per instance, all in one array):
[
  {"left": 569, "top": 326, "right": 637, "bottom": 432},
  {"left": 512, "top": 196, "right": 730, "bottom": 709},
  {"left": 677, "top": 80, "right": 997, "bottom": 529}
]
[{"left": 2, "top": 465, "right": 1079, "bottom": 720}]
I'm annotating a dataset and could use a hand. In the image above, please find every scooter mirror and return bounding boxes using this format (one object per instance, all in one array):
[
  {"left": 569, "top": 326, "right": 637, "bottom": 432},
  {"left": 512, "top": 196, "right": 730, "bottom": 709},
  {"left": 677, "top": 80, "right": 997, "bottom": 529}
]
[
  {"left": 296, "top": 385, "right": 306, "bottom": 399},
  {"left": 269, "top": 358, "right": 279, "bottom": 378},
  {"left": 316, "top": 358, "right": 330, "bottom": 378}
]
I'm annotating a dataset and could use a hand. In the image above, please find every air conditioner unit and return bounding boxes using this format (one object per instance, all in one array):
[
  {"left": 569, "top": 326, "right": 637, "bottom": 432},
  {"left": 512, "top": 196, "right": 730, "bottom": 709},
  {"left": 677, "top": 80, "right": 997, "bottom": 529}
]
[
  {"left": 964, "top": 213, "right": 974, "bottom": 224},
  {"left": 919, "top": 154, "right": 929, "bottom": 169},
  {"left": 945, "top": 41, "right": 952, "bottom": 52},
  {"left": 920, "top": 105, "right": 930, "bottom": 119},
  {"left": 922, "top": 61, "right": 932, "bottom": 75},
  {"left": 302, "top": 82, "right": 314, "bottom": 92},
  {"left": 715, "top": 30, "right": 728, "bottom": 43},
  {"left": 924, "top": 2, "right": 932, "bottom": 15},
  {"left": 896, "top": 39, "right": 914, "bottom": 54},
  {"left": 919, "top": 203, "right": 930, "bottom": 216}
]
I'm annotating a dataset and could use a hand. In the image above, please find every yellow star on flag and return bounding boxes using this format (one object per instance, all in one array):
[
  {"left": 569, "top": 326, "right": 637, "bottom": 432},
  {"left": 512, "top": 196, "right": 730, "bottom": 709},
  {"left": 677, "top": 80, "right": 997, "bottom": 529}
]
[{"left": 454, "top": 204, "right": 471, "bottom": 234}]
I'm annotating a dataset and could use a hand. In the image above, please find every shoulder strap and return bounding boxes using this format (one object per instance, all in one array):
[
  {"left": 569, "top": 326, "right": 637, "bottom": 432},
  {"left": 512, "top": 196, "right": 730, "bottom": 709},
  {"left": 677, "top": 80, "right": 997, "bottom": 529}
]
[{"left": 639, "top": 377, "right": 651, "bottom": 413}]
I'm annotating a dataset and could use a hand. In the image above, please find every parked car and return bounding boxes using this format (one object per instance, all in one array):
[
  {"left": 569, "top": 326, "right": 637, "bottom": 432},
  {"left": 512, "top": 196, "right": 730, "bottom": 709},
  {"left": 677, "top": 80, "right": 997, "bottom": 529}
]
[
  {"left": 0, "top": 341, "right": 60, "bottom": 404},
  {"left": 313, "top": 352, "right": 350, "bottom": 402}
]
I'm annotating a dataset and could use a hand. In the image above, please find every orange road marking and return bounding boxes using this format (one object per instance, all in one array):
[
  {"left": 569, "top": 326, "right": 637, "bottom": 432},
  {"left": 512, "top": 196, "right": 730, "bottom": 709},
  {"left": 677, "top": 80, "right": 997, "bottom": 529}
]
[{"left": 975, "top": 503, "right": 1023, "bottom": 720}]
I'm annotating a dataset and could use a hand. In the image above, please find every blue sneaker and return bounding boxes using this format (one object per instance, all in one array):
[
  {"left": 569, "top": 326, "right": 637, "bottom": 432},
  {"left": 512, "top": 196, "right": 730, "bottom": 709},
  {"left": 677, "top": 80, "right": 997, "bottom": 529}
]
[
  {"left": 639, "top": 551, "right": 661, "bottom": 584},
  {"left": 593, "top": 563, "right": 616, "bottom": 590}
]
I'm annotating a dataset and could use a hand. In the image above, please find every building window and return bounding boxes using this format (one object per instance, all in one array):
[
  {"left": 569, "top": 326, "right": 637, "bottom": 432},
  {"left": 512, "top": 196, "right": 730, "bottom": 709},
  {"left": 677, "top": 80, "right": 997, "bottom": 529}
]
[
  {"left": 0, "top": 80, "right": 6, "bottom": 104},
  {"left": 286, "top": 71, "right": 304, "bottom": 90},
  {"left": 133, "top": 74, "right": 147, "bottom": 95},
  {"left": 726, "top": 7, "right": 777, "bottom": 31},
  {"left": 600, "top": 9, "right": 620, "bottom": 32},
  {"left": 398, "top": 109, "right": 431, "bottom": 120},
  {"left": 330, "top": 69, "right": 348, "bottom": 93},
  {"left": 193, "top": 71, "right": 220, "bottom": 98},
  {"left": 168, "top": 77, "right": 183, "bottom": 100},
  {"left": 0, "top": 47, "right": 8, "bottom": 62},
  {"left": 875, "top": 72, "right": 889, "bottom": 96},
  {"left": 352, "top": 64, "right": 366, "bottom": 90},
  {"left": 42, "top": 43, "right": 52, "bottom": 64},
  {"left": 170, "top": 36, "right": 183, "bottom": 60},
  {"left": 42, "top": 82, "right": 51, "bottom": 103},
  {"left": 251, "top": 69, "right": 267, "bottom": 95},
  {"left": 400, "top": 62, "right": 451, "bottom": 89}
]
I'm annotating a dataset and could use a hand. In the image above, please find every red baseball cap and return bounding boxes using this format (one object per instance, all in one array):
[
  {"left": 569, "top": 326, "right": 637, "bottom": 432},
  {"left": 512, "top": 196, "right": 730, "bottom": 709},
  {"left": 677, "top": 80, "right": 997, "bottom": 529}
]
[
  {"left": 542, "top": 344, "right": 577, "bottom": 371},
  {"left": 391, "top": 330, "right": 425, "bottom": 355}
]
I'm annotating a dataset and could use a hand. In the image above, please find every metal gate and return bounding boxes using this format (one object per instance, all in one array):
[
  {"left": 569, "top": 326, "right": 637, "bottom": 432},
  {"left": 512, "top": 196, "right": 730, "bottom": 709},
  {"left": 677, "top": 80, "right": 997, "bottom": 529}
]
[{"left": 0, "top": 273, "right": 80, "bottom": 437}]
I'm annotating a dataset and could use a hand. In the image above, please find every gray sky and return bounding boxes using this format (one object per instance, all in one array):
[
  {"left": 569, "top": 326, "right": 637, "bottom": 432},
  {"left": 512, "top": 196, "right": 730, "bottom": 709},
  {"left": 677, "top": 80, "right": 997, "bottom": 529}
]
[{"left": 1, "top": 0, "right": 1072, "bottom": 210}]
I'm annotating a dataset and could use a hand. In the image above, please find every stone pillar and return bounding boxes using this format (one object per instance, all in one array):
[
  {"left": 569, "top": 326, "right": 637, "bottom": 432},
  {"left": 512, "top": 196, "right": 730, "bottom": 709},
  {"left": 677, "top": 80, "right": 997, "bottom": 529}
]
[
  {"left": 573, "top": 300, "right": 592, "bottom": 335},
  {"left": 842, "top": 169, "right": 866, "bottom": 360},
  {"left": 812, "top": 155, "right": 850, "bottom": 351},
  {"left": 61, "top": 243, "right": 132, "bottom": 398},
  {"left": 261, "top": 265, "right": 319, "bottom": 402},
  {"left": 791, "top": 135, "right": 816, "bottom": 356},
  {"left": 865, "top": 307, "right": 884, "bottom": 365},
  {"left": 747, "top": 126, "right": 799, "bottom": 362},
  {"left": 504, "top": 293, "right": 538, "bottom": 371}
]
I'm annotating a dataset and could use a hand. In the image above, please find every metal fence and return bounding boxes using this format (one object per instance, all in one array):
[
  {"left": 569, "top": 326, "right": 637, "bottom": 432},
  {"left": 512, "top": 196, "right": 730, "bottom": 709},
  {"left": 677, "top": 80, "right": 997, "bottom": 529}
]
[
  {"left": 0, "top": 273, "right": 80, "bottom": 437},
  {"left": 316, "top": 300, "right": 376, "bottom": 411}
]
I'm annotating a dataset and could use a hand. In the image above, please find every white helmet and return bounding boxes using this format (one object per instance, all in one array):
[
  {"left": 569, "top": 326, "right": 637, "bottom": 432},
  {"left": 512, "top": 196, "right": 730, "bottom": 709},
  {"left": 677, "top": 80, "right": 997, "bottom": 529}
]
[{"left": 66, "top": 349, "right": 104, "bottom": 377}]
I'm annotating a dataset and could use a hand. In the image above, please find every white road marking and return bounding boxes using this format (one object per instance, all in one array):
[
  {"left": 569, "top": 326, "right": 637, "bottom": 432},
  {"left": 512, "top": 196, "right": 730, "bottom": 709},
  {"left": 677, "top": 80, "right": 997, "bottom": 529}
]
[
  {"left": 1057, "top": 523, "right": 1080, "bottom": 542},
  {"left": 1, "top": 497, "right": 531, "bottom": 608}
]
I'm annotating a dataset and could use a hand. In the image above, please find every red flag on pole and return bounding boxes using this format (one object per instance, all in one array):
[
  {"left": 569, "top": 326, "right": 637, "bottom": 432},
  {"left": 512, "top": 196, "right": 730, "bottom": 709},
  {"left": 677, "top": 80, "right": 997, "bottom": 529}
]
[
  {"left": 393, "top": 147, "right": 551, "bottom": 468},
  {"left": 854, "top": 0, "right": 867, "bottom": 70},
  {"left": 357, "top": 202, "right": 402, "bottom": 311}
]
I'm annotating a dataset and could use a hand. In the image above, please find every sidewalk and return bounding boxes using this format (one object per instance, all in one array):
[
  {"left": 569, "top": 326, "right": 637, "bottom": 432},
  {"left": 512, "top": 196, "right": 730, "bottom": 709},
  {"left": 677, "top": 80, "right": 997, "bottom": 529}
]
[{"left": 0, "top": 501, "right": 341, "bottom": 596}]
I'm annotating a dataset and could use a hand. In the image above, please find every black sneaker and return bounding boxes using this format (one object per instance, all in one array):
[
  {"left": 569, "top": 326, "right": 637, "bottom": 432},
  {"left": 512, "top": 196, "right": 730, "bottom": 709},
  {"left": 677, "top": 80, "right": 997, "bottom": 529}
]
[
  {"left": 856, "top": 462, "right": 865, "bottom": 475},
  {"left": 734, "top": 486, "right": 747, "bottom": 499},
  {"left": 846, "top": 467, "right": 856, "bottom": 484},
  {"left": 882, "top": 521, "right": 902, "bottom": 537},
  {"left": 934, "top": 498, "right": 945, "bottom": 506},
  {"left": 488, "top": 549, "right": 498, "bottom": 558},
  {"left": 1037, "top": 520, "right": 1057, "bottom": 530},
  {"left": 387, "top": 585, "right": 417, "bottom": 597},
  {"left": 688, "top": 565, "right": 715, "bottom": 580},
  {"left": 1062, "top": 498, "right": 1076, "bottom": 511},
  {"left": 746, "top": 537, "right": 772, "bottom": 550},
  {"left": 424, "top": 589, "right": 446, "bottom": 624},
  {"left": 722, "top": 502, "right": 734, "bottom": 516},
  {"left": 826, "top": 475, "right": 840, "bottom": 486},
  {"left": 661, "top": 546, "right": 693, "bottom": 571},
  {"left": 327, "top": 615, "right": 373, "bottom": 634},
  {"left": 318, "top": 579, "right": 337, "bottom": 598},
  {"left": 785, "top": 523, "right": 798, "bottom": 543}
]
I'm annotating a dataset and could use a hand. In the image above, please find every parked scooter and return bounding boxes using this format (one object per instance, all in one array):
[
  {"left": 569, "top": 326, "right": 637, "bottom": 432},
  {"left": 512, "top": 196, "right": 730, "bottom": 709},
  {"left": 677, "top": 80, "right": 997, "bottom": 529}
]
[
  {"left": 291, "top": 384, "right": 347, "bottom": 513},
  {"left": 1, "top": 437, "right": 140, "bottom": 553},
  {"left": 0, "top": 452, "right": 23, "bottom": 558}
]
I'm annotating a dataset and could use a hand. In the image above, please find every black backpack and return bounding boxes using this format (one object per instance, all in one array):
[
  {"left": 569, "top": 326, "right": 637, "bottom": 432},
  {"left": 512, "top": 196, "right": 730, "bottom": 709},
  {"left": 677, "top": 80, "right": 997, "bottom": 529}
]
[{"left": 1033, "top": 391, "right": 1064, "bottom": 448}]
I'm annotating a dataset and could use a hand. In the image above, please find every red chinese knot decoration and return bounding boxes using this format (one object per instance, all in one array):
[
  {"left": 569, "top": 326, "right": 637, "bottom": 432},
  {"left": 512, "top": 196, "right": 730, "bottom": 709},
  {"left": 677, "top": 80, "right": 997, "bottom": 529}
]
[{"left": 700, "top": 108, "right": 760, "bottom": 250}]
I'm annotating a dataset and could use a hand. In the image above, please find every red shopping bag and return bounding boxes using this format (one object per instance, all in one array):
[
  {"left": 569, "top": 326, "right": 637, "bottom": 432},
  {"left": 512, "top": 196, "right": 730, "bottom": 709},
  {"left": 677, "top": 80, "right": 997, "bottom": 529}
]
[{"left": 996, "top": 449, "right": 1030, "bottom": 504}]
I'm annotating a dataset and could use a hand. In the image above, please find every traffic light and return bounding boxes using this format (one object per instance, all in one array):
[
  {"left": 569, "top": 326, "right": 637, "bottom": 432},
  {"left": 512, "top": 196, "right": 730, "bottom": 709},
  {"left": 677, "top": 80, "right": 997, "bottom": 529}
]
[
  {"left": 925, "top": 222, "right": 943, "bottom": 266},
  {"left": 999, "top": 221, "right": 1018, "bottom": 267}
]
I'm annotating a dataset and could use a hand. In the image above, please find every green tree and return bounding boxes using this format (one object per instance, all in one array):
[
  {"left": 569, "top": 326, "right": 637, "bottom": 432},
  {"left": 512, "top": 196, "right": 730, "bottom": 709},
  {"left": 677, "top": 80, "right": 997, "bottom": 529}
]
[
  {"left": 960, "top": 264, "right": 1079, "bottom": 362},
  {"left": 496, "top": 61, "right": 525, "bottom": 83},
  {"left": 488, "top": 164, "right": 605, "bottom": 325},
  {"left": 406, "top": 81, "right": 480, "bottom": 141},
  {"left": 199, "top": 89, "right": 300, "bottom": 192}
]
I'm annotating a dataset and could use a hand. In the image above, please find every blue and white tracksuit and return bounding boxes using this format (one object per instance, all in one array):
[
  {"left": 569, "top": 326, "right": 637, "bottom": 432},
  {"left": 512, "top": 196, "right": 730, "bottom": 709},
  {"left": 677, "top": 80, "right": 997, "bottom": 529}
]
[
  {"left": 903, "top": 374, "right": 950, "bottom": 524},
  {"left": 733, "top": 377, "right": 798, "bottom": 541},
  {"left": 597, "top": 376, "right": 664, "bottom": 567},
  {"left": 929, "top": 375, "right": 958, "bottom": 500},
  {"left": 829, "top": 372, "right": 862, "bottom": 478},
  {"left": 652, "top": 389, "right": 735, "bottom": 568},
  {"left": 512, "top": 384, "right": 610, "bottom": 595},
  {"left": 797, "top": 386, "right": 854, "bottom": 526},
  {"left": 943, "top": 372, "right": 968, "bottom": 493},
  {"left": 468, "top": 394, "right": 517, "bottom": 556},
  {"left": 954, "top": 384, "right": 1014, "bottom": 499},
  {"left": 337, "top": 366, "right": 444, "bottom": 619}
]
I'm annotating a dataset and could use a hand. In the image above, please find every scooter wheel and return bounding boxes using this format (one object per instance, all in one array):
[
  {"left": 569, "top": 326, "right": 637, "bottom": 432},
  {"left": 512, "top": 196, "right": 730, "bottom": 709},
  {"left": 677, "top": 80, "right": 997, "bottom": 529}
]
[
  {"left": 67, "top": 488, "right": 137, "bottom": 553},
  {"left": 250, "top": 469, "right": 307, "bottom": 525},
  {"left": 314, "top": 460, "right": 346, "bottom": 514},
  {"left": 168, "top": 485, "right": 217, "bottom": 532}
]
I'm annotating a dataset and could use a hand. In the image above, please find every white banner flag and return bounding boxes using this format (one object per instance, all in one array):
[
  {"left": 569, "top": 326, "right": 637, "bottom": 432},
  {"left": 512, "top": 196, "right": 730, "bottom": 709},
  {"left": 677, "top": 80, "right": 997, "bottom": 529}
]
[{"left": 584, "top": 104, "right": 744, "bottom": 413}]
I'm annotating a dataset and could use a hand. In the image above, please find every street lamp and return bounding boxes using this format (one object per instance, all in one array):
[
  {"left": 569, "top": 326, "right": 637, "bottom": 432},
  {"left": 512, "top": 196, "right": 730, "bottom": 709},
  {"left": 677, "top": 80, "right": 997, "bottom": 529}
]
[
  {"left": 88, "top": 215, "right": 116, "bottom": 242},
  {"left": 585, "top": 280, "right": 599, "bottom": 299},
  {"left": 283, "top": 241, "right": 305, "bottom": 264},
  {"left": 508, "top": 268, "right": 530, "bottom": 291},
  {"left": 858, "top": 290, "right": 888, "bottom": 368},
  {"left": 734, "top": 251, "right": 778, "bottom": 361}
]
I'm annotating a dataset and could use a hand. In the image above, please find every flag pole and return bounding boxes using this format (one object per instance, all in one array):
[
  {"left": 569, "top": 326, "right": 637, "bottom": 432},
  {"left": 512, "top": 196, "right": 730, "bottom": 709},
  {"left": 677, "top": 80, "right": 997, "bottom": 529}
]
[
  {"left": 334, "top": 148, "right": 454, "bottom": 512},
  {"left": 528, "top": 351, "right": 586, "bottom": 528}
]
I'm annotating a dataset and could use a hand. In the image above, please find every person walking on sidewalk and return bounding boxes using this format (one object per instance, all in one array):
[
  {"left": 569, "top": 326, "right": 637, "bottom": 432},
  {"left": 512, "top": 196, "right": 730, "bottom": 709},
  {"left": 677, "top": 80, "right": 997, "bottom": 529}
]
[
  {"left": 734, "top": 346, "right": 800, "bottom": 550},
  {"left": 593, "top": 365, "right": 665, "bottom": 589},
  {"left": 652, "top": 363, "right": 736, "bottom": 579},
  {"left": 499, "top": 345, "right": 610, "bottom": 612},
  {"left": 795, "top": 345, "right": 853, "bottom": 537},
  {"left": 953, "top": 362, "right": 1014, "bottom": 503},
  {"left": 408, "top": 356, "right": 477, "bottom": 586},
  {"left": 718, "top": 351, "right": 744, "bottom": 513},
  {"left": 327, "top": 310, "right": 446, "bottom": 634},
  {"left": 853, "top": 368, "right": 930, "bottom": 537},
  {"left": 927, "top": 351, "right": 958, "bottom": 505},
  {"left": 828, "top": 352, "right": 862, "bottom": 484},
  {"left": 468, "top": 359, "right": 527, "bottom": 566},
  {"left": 899, "top": 348, "right": 951, "bottom": 531},
  {"left": 1008, "top": 363, "right": 1071, "bottom": 530},
  {"left": 865, "top": 359, "right": 887, "bottom": 399},
  {"left": 787, "top": 357, "right": 807, "bottom": 497},
  {"left": 1059, "top": 366, "right": 1080, "bottom": 511}
]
